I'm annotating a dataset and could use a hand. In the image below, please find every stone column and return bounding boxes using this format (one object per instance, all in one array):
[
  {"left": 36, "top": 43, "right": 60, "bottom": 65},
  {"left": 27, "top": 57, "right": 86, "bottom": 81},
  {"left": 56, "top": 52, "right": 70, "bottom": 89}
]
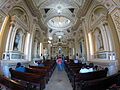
[
  {"left": 21, "top": 33, "right": 26, "bottom": 52},
  {"left": 8, "top": 16, "right": 21, "bottom": 51},
  {"left": 37, "top": 42, "right": 40, "bottom": 56},
  {"left": 9, "top": 26, "right": 18, "bottom": 51},
  {"left": 5, "top": 17, "right": 15, "bottom": 52},
  {"left": 88, "top": 32, "right": 94, "bottom": 60},
  {"left": 34, "top": 39, "right": 38, "bottom": 57},
  {"left": 81, "top": 17, "right": 89, "bottom": 61},
  {"left": 75, "top": 35, "right": 80, "bottom": 56},
  {"left": 100, "top": 23, "right": 109, "bottom": 51},
  {"left": 103, "top": 23, "right": 113, "bottom": 51},
  {"left": 81, "top": 39, "right": 85, "bottom": 57},
  {"left": 29, "top": 30, "right": 36, "bottom": 61},
  {"left": 48, "top": 43, "right": 51, "bottom": 59},
  {"left": 24, "top": 32, "right": 31, "bottom": 60},
  {"left": 68, "top": 41, "right": 72, "bottom": 59}
]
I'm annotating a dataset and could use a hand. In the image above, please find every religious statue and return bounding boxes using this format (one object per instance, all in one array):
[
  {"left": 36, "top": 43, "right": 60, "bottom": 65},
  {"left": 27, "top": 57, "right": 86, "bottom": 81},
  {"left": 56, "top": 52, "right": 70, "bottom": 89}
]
[
  {"left": 14, "top": 33, "right": 20, "bottom": 50},
  {"left": 97, "top": 31, "right": 103, "bottom": 50}
]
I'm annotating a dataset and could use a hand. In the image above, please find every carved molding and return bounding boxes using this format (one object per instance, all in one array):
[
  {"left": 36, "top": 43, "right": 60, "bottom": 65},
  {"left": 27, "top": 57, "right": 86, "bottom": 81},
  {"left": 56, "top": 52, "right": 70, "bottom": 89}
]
[
  {"left": 13, "top": 15, "right": 28, "bottom": 32},
  {"left": 77, "top": 0, "right": 93, "bottom": 18},
  {"left": 111, "top": 10, "right": 120, "bottom": 31}
]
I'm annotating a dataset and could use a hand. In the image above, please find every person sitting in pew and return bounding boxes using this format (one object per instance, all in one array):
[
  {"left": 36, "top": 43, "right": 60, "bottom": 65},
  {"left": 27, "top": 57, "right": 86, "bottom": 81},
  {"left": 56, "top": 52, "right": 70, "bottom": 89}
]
[
  {"left": 15, "top": 62, "right": 25, "bottom": 72},
  {"left": 74, "top": 53, "right": 79, "bottom": 64},
  {"left": 93, "top": 65, "right": 104, "bottom": 71},
  {"left": 89, "top": 63, "right": 94, "bottom": 72},
  {"left": 33, "top": 61, "right": 39, "bottom": 66},
  {"left": 79, "top": 66, "right": 94, "bottom": 73},
  {"left": 38, "top": 61, "right": 45, "bottom": 67},
  {"left": 89, "top": 63, "right": 94, "bottom": 68}
]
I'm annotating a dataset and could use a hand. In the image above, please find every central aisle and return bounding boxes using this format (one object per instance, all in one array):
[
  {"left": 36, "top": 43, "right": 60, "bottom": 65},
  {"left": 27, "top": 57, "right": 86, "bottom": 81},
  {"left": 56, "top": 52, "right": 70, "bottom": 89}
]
[{"left": 44, "top": 67, "right": 73, "bottom": 90}]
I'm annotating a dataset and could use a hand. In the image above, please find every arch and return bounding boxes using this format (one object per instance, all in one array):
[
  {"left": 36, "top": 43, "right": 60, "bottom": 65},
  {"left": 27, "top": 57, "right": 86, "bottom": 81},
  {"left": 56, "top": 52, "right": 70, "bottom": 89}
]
[
  {"left": 8, "top": 6, "right": 29, "bottom": 27},
  {"left": 88, "top": 5, "right": 108, "bottom": 29}
]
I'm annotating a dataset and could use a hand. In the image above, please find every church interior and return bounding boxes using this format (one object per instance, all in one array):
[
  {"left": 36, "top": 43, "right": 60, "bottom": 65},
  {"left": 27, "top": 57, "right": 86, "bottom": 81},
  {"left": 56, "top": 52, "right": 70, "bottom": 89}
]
[{"left": 0, "top": 0, "right": 120, "bottom": 90}]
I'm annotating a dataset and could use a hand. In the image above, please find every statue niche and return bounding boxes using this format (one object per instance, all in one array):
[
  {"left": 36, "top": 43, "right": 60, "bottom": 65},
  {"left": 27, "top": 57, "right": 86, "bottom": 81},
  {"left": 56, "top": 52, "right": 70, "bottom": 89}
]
[
  {"left": 13, "top": 32, "right": 20, "bottom": 51},
  {"left": 97, "top": 31, "right": 104, "bottom": 50},
  {"left": 13, "top": 30, "right": 23, "bottom": 51},
  {"left": 94, "top": 29, "right": 104, "bottom": 51}
]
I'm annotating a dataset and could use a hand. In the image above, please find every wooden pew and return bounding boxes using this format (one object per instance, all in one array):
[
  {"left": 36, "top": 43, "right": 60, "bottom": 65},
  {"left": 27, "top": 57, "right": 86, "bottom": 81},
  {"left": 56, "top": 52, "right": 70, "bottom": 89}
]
[
  {"left": 9, "top": 68, "right": 45, "bottom": 90},
  {"left": 0, "top": 76, "right": 27, "bottom": 90},
  {"left": 65, "top": 61, "right": 108, "bottom": 90},
  {"left": 78, "top": 72, "right": 120, "bottom": 90},
  {"left": 72, "top": 68, "right": 108, "bottom": 90},
  {"left": 25, "top": 67, "right": 49, "bottom": 83},
  {"left": 29, "top": 65, "right": 52, "bottom": 78},
  {"left": 43, "top": 60, "right": 56, "bottom": 73}
]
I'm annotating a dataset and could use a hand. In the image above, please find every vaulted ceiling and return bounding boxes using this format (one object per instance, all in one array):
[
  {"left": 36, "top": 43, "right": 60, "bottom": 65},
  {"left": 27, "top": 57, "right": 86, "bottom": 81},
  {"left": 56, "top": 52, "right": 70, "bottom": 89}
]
[{"left": 25, "top": 0, "right": 92, "bottom": 46}]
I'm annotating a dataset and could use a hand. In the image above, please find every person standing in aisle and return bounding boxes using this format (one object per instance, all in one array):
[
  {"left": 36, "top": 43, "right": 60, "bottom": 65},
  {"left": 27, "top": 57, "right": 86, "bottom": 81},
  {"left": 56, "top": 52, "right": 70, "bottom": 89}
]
[
  {"left": 62, "top": 54, "right": 65, "bottom": 69},
  {"left": 56, "top": 56, "right": 62, "bottom": 71}
]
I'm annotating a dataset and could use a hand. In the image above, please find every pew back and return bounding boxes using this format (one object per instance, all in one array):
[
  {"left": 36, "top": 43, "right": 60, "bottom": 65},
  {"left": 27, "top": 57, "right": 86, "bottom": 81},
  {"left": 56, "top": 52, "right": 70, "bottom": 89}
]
[
  {"left": 79, "top": 72, "right": 120, "bottom": 90},
  {"left": 76, "top": 68, "right": 108, "bottom": 81},
  {"left": 0, "top": 76, "right": 26, "bottom": 90},
  {"left": 9, "top": 68, "right": 45, "bottom": 90}
]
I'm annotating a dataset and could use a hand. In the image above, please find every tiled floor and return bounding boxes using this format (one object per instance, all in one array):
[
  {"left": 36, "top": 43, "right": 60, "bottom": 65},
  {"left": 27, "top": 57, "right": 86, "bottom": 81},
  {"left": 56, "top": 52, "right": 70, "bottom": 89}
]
[{"left": 44, "top": 68, "right": 73, "bottom": 90}]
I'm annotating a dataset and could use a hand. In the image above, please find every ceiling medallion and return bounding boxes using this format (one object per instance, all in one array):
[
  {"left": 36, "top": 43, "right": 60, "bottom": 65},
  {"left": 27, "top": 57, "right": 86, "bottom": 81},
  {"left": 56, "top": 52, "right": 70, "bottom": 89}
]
[{"left": 47, "top": 16, "right": 71, "bottom": 29}]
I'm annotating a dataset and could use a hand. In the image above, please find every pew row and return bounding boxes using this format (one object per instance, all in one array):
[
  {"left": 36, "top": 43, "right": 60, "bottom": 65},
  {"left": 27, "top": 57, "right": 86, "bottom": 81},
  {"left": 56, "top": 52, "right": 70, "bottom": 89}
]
[
  {"left": 25, "top": 67, "right": 49, "bottom": 83},
  {"left": 29, "top": 65, "right": 52, "bottom": 79},
  {"left": 74, "top": 68, "right": 108, "bottom": 90},
  {"left": 0, "top": 75, "right": 27, "bottom": 90},
  {"left": 9, "top": 68, "right": 45, "bottom": 90},
  {"left": 78, "top": 72, "right": 120, "bottom": 90},
  {"left": 64, "top": 61, "right": 108, "bottom": 90}
]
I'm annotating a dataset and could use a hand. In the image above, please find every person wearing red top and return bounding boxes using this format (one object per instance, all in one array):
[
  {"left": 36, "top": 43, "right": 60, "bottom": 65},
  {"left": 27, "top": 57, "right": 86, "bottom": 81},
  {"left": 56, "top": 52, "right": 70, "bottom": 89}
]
[{"left": 56, "top": 56, "right": 62, "bottom": 71}]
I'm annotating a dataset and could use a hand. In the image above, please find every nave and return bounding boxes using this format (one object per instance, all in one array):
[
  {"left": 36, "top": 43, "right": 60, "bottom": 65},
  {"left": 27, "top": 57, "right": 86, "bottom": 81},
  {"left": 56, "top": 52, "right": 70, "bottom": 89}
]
[
  {"left": 0, "top": 0, "right": 120, "bottom": 90},
  {"left": 44, "top": 67, "right": 73, "bottom": 90}
]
